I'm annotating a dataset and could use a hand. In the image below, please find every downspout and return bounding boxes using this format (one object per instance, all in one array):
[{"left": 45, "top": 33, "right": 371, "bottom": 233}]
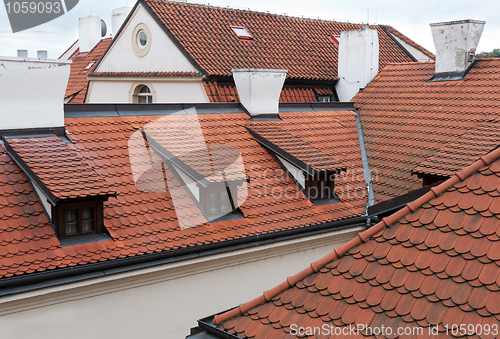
[{"left": 354, "top": 108, "right": 375, "bottom": 216}]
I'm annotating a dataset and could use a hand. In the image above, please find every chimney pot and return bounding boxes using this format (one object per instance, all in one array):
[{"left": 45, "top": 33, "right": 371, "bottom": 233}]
[
  {"left": 78, "top": 16, "right": 105, "bottom": 53},
  {"left": 430, "top": 19, "right": 485, "bottom": 80},
  {"left": 37, "top": 50, "right": 48, "bottom": 59},
  {"left": 112, "top": 6, "right": 133, "bottom": 37},
  {"left": 17, "top": 50, "right": 28, "bottom": 58}
]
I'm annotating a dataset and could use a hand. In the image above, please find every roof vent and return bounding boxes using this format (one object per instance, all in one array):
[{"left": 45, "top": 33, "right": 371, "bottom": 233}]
[
  {"left": 37, "top": 50, "right": 48, "bottom": 59},
  {"left": 232, "top": 69, "right": 287, "bottom": 119},
  {"left": 430, "top": 19, "right": 485, "bottom": 81},
  {"left": 17, "top": 50, "right": 28, "bottom": 58}
]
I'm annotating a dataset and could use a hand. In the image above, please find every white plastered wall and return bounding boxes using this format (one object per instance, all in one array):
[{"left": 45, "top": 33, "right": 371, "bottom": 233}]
[
  {"left": 87, "top": 79, "right": 208, "bottom": 103},
  {"left": 390, "top": 35, "right": 433, "bottom": 62},
  {"left": 0, "top": 57, "right": 70, "bottom": 130},
  {"left": 0, "top": 226, "right": 363, "bottom": 339},
  {"left": 87, "top": 4, "right": 208, "bottom": 103}
]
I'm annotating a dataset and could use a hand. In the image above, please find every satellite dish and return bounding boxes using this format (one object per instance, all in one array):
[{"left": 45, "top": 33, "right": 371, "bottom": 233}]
[{"left": 101, "top": 19, "right": 107, "bottom": 37}]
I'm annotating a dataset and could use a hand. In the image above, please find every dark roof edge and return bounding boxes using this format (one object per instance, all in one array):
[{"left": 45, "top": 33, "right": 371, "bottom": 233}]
[
  {"left": 368, "top": 180, "right": 444, "bottom": 217},
  {"left": 211, "top": 146, "right": 500, "bottom": 326},
  {"left": 379, "top": 25, "right": 417, "bottom": 62},
  {"left": 0, "top": 127, "right": 65, "bottom": 139},
  {"left": 428, "top": 60, "right": 476, "bottom": 82},
  {"left": 0, "top": 216, "right": 367, "bottom": 298},
  {"left": 64, "top": 102, "right": 355, "bottom": 118}
]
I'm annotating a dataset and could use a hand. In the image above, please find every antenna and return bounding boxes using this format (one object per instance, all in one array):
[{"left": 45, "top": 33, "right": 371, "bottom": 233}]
[{"left": 367, "top": 9, "right": 369, "bottom": 24}]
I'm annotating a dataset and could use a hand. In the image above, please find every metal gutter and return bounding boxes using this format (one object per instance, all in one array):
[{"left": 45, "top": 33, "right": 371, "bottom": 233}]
[
  {"left": 0, "top": 216, "right": 367, "bottom": 297},
  {"left": 354, "top": 109, "right": 375, "bottom": 213},
  {"left": 196, "top": 315, "right": 241, "bottom": 339}
]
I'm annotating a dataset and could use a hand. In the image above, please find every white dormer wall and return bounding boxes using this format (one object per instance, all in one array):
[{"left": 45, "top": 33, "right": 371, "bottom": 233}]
[
  {"left": 87, "top": 4, "right": 208, "bottom": 104},
  {"left": 0, "top": 57, "right": 70, "bottom": 131},
  {"left": 389, "top": 35, "right": 433, "bottom": 62}
]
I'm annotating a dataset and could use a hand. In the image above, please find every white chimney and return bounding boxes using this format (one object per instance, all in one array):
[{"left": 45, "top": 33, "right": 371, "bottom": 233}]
[
  {"left": 37, "top": 50, "right": 48, "bottom": 59},
  {"left": 0, "top": 56, "right": 71, "bottom": 131},
  {"left": 78, "top": 16, "right": 106, "bottom": 53},
  {"left": 17, "top": 50, "right": 28, "bottom": 58},
  {"left": 112, "top": 6, "right": 133, "bottom": 37},
  {"left": 232, "top": 69, "right": 287, "bottom": 118},
  {"left": 430, "top": 19, "right": 485, "bottom": 79},
  {"left": 336, "top": 25, "right": 379, "bottom": 102}
]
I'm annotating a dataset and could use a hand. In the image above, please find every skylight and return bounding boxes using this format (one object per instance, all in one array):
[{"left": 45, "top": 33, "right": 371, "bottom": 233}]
[
  {"left": 230, "top": 26, "right": 253, "bottom": 40},
  {"left": 84, "top": 61, "right": 95, "bottom": 70}
]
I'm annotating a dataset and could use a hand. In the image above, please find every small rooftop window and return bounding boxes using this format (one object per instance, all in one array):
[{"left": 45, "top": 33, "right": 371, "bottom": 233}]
[
  {"left": 230, "top": 26, "right": 253, "bottom": 40},
  {"left": 83, "top": 61, "right": 95, "bottom": 71}
]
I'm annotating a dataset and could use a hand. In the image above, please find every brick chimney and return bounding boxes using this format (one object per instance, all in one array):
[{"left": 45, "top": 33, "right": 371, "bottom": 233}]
[
  {"left": 232, "top": 69, "right": 287, "bottom": 119},
  {"left": 430, "top": 19, "right": 485, "bottom": 81}
]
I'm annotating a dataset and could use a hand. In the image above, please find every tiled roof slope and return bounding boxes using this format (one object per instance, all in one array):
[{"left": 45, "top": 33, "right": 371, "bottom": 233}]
[
  {"left": 64, "top": 38, "right": 112, "bottom": 103},
  {"left": 213, "top": 146, "right": 500, "bottom": 338},
  {"left": 0, "top": 145, "right": 57, "bottom": 278},
  {"left": 0, "top": 111, "right": 365, "bottom": 279},
  {"left": 143, "top": 0, "right": 433, "bottom": 80},
  {"left": 5, "top": 136, "right": 115, "bottom": 200},
  {"left": 353, "top": 59, "right": 500, "bottom": 203},
  {"left": 413, "top": 121, "right": 500, "bottom": 178},
  {"left": 204, "top": 82, "right": 334, "bottom": 103}
]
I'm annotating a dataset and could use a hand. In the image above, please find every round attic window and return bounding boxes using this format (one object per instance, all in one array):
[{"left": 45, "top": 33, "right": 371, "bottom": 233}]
[
  {"left": 132, "top": 23, "right": 151, "bottom": 57},
  {"left": 138, "top": 30, "right": 147, "bottom": 48}
]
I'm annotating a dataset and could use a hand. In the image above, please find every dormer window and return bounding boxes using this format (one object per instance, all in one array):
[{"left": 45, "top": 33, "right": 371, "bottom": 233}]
[
  {"left": 132, "top": 84, "right": 154, "bottom": 103},
  {"left": 2, "top": 135, "right": 115, "bottom": 245},
  {"left": 247, "top": 124, "right": 346, "bottom": 205},
  {"left": 60, "top": 201, "right": 101, "bottom": 238},
  {"left": 230, "top": 26, "right": 253, "bottom": 40},
  {"left": 306, "top": 172, "right": 336, "bottom": 200}
]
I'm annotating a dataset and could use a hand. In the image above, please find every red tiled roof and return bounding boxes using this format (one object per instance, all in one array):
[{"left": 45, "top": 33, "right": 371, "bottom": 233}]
[
  {"left": 203, "top": 82, "right": 326, "bottom": 103},
  {"left": 0, "top": 111, "right": 365, "bottom": 279},
  {"left": 5, "top": 136, "right": 115, "bottom": 200},
  {"left": 143, "top": 0, "right": 430, "bottom": 81},
  {"left": 213, "top": 146, "right": 500, "bottom": 338},
  {"left": 248, "top": 123, "right": 347, "bottom": 172},
  {"left": 413, "top": 121, "right": 500, "bottom": 178},
  {"left": 64, "top": 38, "right": 112, "bottom": 103},
  {"left": 354, "top": 59, "right": 500, "bottom": 203},
  {"left": 87, "top": 71, "right": 200, "bottom": 78}
]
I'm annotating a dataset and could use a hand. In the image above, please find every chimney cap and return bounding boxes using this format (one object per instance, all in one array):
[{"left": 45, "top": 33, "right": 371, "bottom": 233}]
[
  {"left": 430, "top": 19, "right": 485, "bottom": 27},
  {"left": 232, "top": 68, "right": 288, "bottom": 73}
]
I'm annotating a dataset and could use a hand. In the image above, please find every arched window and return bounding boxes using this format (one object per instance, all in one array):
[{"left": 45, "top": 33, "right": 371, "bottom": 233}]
[{"left": 135, "top": 85, "right": 153, "bottom": 104}]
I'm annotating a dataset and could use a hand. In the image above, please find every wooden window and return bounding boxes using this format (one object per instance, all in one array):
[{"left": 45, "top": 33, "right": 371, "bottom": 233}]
[
  {"left": 57, "top": 201, "right": 102, "bottom": 239},
  {"left": 305, "top": 172, "right": 336, "bottom": 200},
  {"left": 203, "top": 185, "right": 237, "bottom": 218}
]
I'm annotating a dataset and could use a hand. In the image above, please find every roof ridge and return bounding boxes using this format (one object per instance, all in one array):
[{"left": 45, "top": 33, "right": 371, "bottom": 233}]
[
  {"left": 212, "top": 145, "right": 500, "bottom": 326},
  {"left": 146, "top": 0, "right": 366, "bottom": 26}
]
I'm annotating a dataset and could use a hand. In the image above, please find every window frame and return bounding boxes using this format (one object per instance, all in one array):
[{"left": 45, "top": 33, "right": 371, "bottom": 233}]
[
  {"left": 200, "top": 184, "right": 238, "bottom": 219},
  {"left": 305, "top": 171, "right": 336, "bottom": 201},
  {"left": 230, "top": 25, "right": 253, "bottom": 40},
  {"left": 56, "top": 201, "right": 103, "bottom": 239}
]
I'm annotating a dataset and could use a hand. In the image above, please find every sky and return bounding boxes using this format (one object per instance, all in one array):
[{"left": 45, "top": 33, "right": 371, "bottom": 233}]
[{"left": 0, "top": 0, "right": 499, "bottom": 58}]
